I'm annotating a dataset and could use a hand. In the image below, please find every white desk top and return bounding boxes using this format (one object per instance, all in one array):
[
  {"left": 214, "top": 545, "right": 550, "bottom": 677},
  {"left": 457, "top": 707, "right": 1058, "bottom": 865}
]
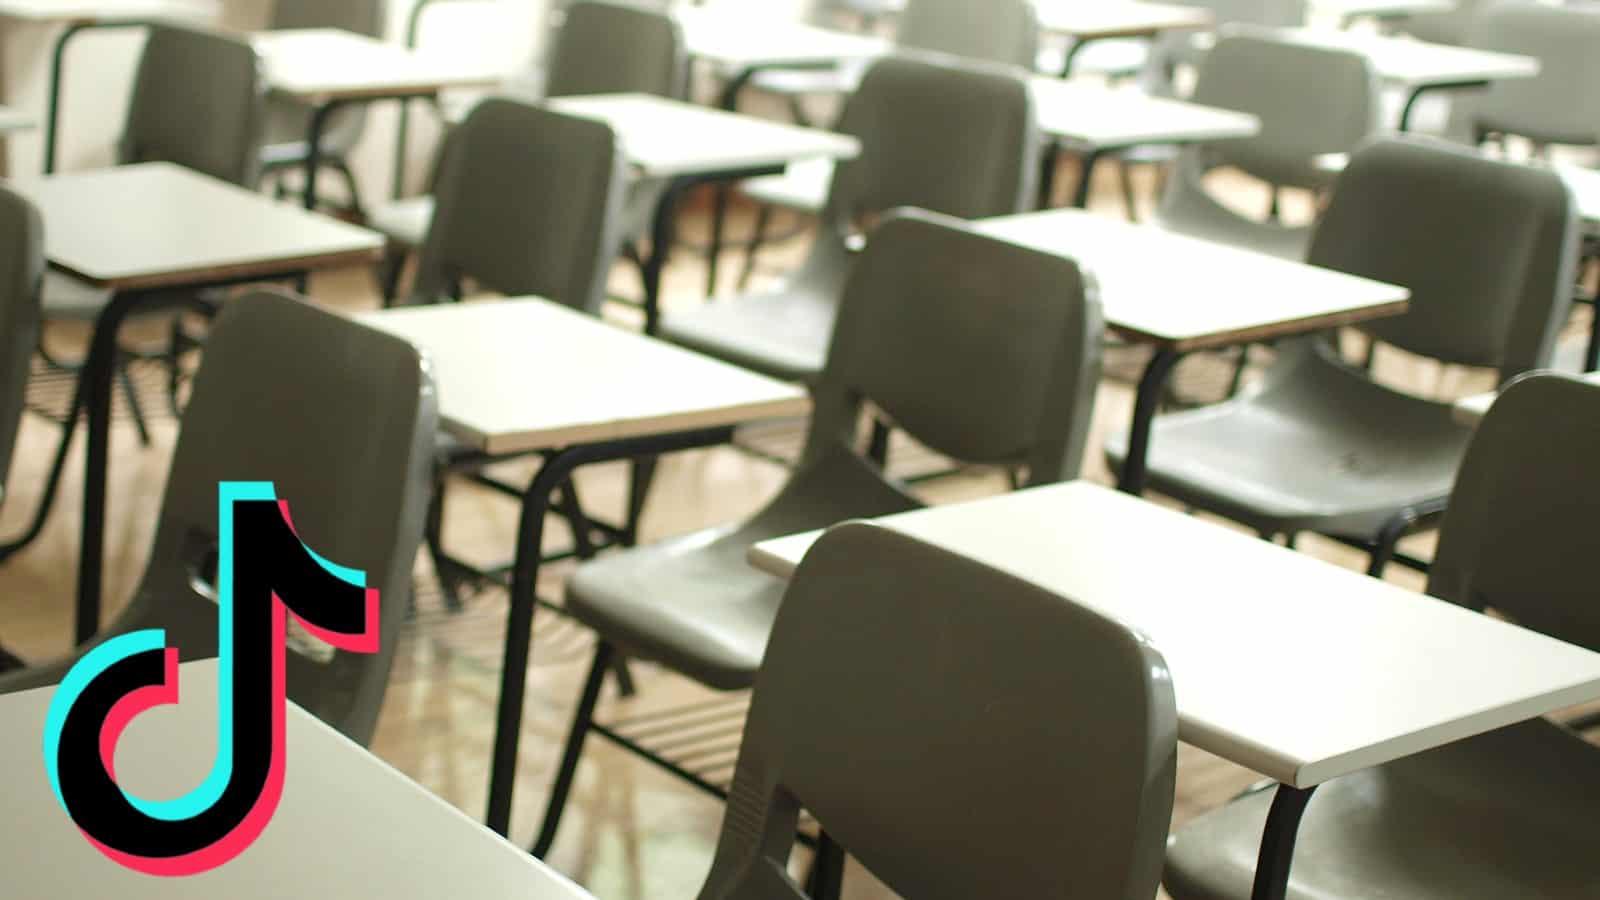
[
  {"left": 1262, "top": 26, "right": 1538, "bottom": 87},
  {"left": 0, "top": 104, "right": 33, "bottom": 133},
  {"left": 1315, "top": 0, "right": 1454, "bottom": 20},
  {"left": 1554, "top": 163, "right": 1600, "bottom": 231},
  {"left": 548, "top": 94, "right": 860, "bottom": 179},
  {"left": 1035, "top": 0, "right": 1212, "bottom": 40},
  {"left": 254, "top": 29, "right": 501, "bottom": 103},
  {"left": 1454, "top": 370, "right": 1600, "bottom": 425},
  {"left": 978, "top": 209, "right": 1408, "bottom": 350},
  {"left": 1031, "top": 78, "right": 1260, "bottom": 149},
  {"left": 1, "top": 660, "right": 593, "bottom": 899},
  {"left": 0, "top": 0, "right": 215, "bottom": 23},
  {"left": 359, "top": 299, "right": 810, "bottom": 456},
  {"left": 8, "top": 162, "right": 382, "bottom": 290},
  {"left": 677, "top": 7, "right": 889, "bottom": 72},
  {"left": 749, "top": 482, "right": 1600, "bottom": 788}
]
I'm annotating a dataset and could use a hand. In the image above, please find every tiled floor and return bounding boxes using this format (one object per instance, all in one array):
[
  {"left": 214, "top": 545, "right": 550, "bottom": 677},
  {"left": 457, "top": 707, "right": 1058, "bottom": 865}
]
[{"left": 0, "top": 156, "right": 1581, "bottom": 898}]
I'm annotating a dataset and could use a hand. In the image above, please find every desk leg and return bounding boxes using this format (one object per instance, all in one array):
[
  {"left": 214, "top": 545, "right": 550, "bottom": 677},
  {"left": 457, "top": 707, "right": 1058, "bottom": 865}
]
[
  {"left": 76, "top": 290, "right": 168, "bottom": 645},
  {"left": 302, "top": 100, "right": 343, "bottom": 211},
  {"left": 704, "top": 67, "right": 760, "bottom": 299},
  {"left": 1038, "top": 141, "right": 1062, "bottom": 209},
  {"left": 1250, "top": 784, "right": 1317, "bottom": 900},
  {"left": 1587, "top": 285, "right": 1600, "bottom": 373},
  {"left": 643, "top": 179, "right": 690, "bottom": 336},
  {"left": 1397, "top": 81, "right": 1486, "bottom": 133},
  {"left": 1072, "top": 147, "right": 1106, "bottom": 210},
  {"left": 1117, "top": 346, "right": 1182, "bottom": 496},
  {"left": 483, "top": 427, "right": 733, "bottom": 837}
]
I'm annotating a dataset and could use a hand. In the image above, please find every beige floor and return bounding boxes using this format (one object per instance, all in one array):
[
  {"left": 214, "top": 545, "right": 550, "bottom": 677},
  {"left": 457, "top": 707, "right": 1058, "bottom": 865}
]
[{"left": 0, "top": 157, "right": 1578, "bottom": 899}]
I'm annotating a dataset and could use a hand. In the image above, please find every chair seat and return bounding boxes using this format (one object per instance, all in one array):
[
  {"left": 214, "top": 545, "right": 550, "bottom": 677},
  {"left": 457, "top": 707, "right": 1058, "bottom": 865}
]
[
  {"left": 740, "top": 158, "right": 833, "bottom": 214},
  {"left": 659, "top": 279, "right": 839, "bottom": 383},
  {"left": 41, "top": 270, "right": 111, "bottom": 321},
  {"left": 565, "top": 448, "right": 919, "bottom": 691},
  {"left": 1107, "top": 351, "right": 1474, "bottom": 537},
  {"left": 1151, "top": 188, "right": 1314, "bottom": 263},
  {"left": 368, "top": 196, "right": 436, "bottom": 249},
  {"left": 1164, "top": 719, "right": 1600, "bottom": 900}
]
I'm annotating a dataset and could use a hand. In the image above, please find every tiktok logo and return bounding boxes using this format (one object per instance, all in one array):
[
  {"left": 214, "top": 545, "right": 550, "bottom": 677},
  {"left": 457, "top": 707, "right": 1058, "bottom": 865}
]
[{"left": 41, "top": 483, "right": 380, "bottom": 876}]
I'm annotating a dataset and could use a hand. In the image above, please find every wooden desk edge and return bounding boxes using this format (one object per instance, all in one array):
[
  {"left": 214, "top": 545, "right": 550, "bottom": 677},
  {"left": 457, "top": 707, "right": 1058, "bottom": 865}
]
[
  {"left": 1136, "top": 296, "right": 1411, "bottom": 353},
  {"left": 470, "top": 394, "right": 812, "bottom": 458},
  {"left": 52, "top": 244, "right": 382, "bottom": 292}
]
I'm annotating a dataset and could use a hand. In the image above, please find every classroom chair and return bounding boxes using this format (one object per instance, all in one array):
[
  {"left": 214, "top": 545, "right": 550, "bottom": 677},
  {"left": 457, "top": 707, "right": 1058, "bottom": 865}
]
[
  {"left": 1448, "top": 2, "right": 1600, "bottom": 154},
  {"left": 694, "top": 522, "right": 1177, "bottom": 900},
  {"left": 0, "top": 188, "right": 43, "bottom": 675},
  {"left": 1151, "top": 30, "right": 1379, "bottom": 261},
  {"left": 1107, "top": 135, "right": 1577, "bottom": 577},
  {"left": 400, "top": 98, "right": 628, "bottom": 605},
  {"left": 259, "top": 0, "right": 387, "bottom": 215},
  {"left": 0, "top": 292, "right": 437, "bottom": 747},
  {"left": 367, "top": 0, "right": 686, "bottom": 302},
  {"left": 666, "top": 56, "right": 1039, "bottom": 383},
  {"left": 404, "top": 99, "right": 626, "bottom": 312},
  {"left": 736, "top": 0, "right": 1040, "bottom": 285},
  {"left": 531, "top": 208, "right": 1104, "bottom": 861},
  {"left": 39, "top": 24, "right": 267, "bottom": 438},
  {"left": 1162, "top": 372, "right": 1600, "bottom": 900}
]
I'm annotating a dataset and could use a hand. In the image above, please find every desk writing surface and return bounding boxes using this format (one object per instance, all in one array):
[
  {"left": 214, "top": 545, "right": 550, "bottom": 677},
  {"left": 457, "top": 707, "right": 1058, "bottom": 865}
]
[
  {"left": 978, "top": 209, "right": 1408, "bottom": 349},
  {"left": 677, "top": 7, "right": 889, "bottom": 71},
  {"left": 1031, "top": 78, "right": 1260, "bottom": 148},
  {"left": 0, "top": 0, "right": 216, "bottom": 23},
  {"left": 8, "top": 162, "right": 383, "bottom": 290},
  {"left": 548, "top": 94, "right": 860, "bottom": 179},
  {"left": 360, "top": 299, "right": 811, "bottom": 456},
  {"left": 748, "top": 482, "right": 1600, "bottom": 788},
  {"left": 1034, "top": 0, "right": 1212, "bottom": 39},
  {"left": 254, "top": 29, "right": 501, "bottom": 102},
  {"left": 1265, "top": 26, "right": 1538, "bottom": 86},
  {"left": 0, "top": 660, "right": 595, "bottom": 899}
]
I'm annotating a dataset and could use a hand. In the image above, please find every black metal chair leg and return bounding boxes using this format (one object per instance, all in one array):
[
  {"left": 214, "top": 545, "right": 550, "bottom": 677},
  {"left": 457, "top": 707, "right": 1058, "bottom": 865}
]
[
  {"left": 331, "top": 157, "right": 366, "bottom": 220},
  {"left": 531, "top": 642, "right": 615, "bottom": 859},
  {"left": 804, "top": 831, "right": 846, "bottom": 900},
  {"left": 117, "top": 358, "right": 151, "bottom": 447},
  {"left": 866, "top": 419, "right": 891, "bottom": 469},
  {"left": 424, "top": 469, "right": 463, "bottom": 613},
  {"left": 377, "top": 245, "right": 409, "bottom": 306},
  {"left": 1119, "top": 159, "right": 1141, "bottom": 222},
  {"left": 737, "top": 203, "right": 776, "bottom": 291},
  {"left": 1366, "top": 511, "right": 1415, "bottom": 578}
]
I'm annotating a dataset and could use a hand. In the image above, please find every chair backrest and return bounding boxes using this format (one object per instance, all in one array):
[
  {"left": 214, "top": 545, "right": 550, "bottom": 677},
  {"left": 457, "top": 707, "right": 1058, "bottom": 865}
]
[
  {"left": 823, "top": 56, "right": 1039, "bottom": 228},
  {"left": 697, "top": 522, "right": 1177, "bottom": 900},
  {"left": 409, "top": 98, "right": 626, "bottom": 313},
  {"left": 546, "top": 0, "right": 687, "bottom": 99},
  {"left": 271, "top": 0, "right": 386, "bottom": 35},
  {"left": 1308, "top": 136, "right": 1576, "bottom": 377},
  {"left": 119, "top": 25, "right": 266, "bottom": 186},
  {"left": 0, "top": 188, "right": 42, "bottom": 508},
  {"left": 1187, "top": 30, "right": 1378, "bottom": 188},
  {"left": 1404, "top": 0, "right": 1491, "bottom": 46},
  {"left": 896, "top": 0, "right": 1040, "bottom": 69},
  {"left": 804, "top": 209, "right": 1103, "bottom": 486},
  {"left": 1429, "top": 373, "right": 1600, "bottom": 653},
  {"left": 111, "top": 291, "right": 436, "bottom": 745},
  {"left": 1452, "top": 1, "right": 1600, "bottom": 148}
]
